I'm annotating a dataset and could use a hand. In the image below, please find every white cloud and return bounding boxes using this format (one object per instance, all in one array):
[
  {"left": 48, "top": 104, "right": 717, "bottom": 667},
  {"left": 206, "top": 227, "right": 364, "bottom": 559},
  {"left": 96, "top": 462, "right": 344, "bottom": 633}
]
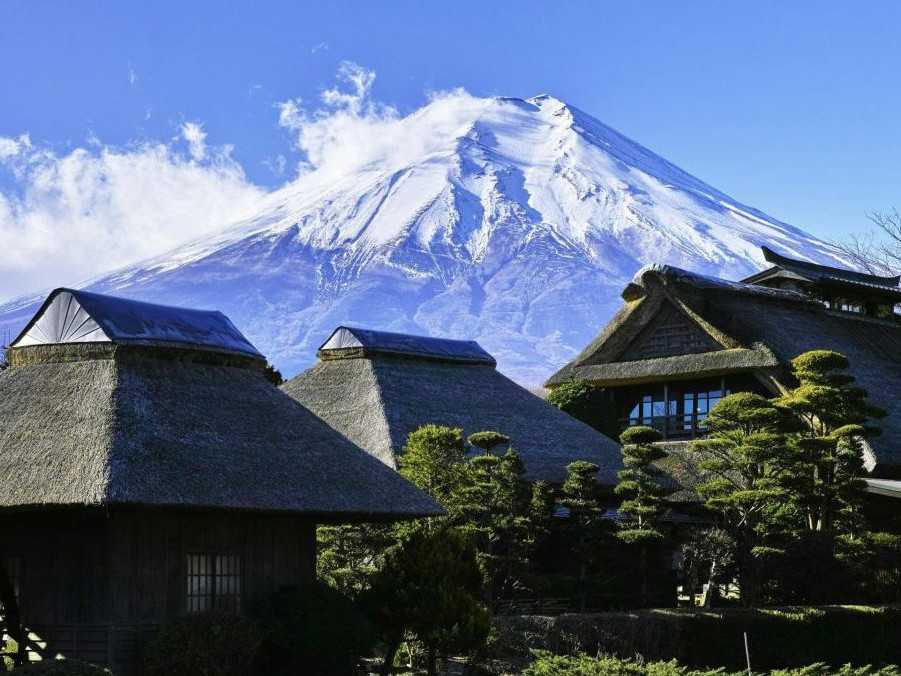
[
  {"left": 180, "top": 121, "right": 207, "bottom": 161},
  {"left": 277, "top": 61, "right": 483, "bottom": 183},
  {"left": 0, "top": 132, "right": 263, "bottom": 301},
  {"left": 310, "top": 41, "right": 328, "bottom": 55},
  {"left": 0, "top": 134, "right": 31, "bottom": 160},
  {"left": 128, "top": 66, "right": 138, "bottom": 87}
]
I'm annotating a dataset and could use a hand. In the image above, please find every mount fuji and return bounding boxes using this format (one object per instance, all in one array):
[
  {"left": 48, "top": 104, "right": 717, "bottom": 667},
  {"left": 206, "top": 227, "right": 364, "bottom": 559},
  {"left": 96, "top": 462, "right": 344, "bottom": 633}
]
[{"left": 0, "top": 94, "right": 844, "bottom": 384}]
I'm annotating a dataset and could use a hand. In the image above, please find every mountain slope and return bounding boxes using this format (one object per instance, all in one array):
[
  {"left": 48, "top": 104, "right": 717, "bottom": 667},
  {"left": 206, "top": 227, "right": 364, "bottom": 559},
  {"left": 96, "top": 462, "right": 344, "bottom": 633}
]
[{"left": 0, "top": 95, "right": 844, "bottom": 384}]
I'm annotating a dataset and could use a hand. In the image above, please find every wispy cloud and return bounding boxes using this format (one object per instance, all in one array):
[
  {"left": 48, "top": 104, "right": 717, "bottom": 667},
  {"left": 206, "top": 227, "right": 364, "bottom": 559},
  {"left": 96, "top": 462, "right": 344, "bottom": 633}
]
[
  {"left": 128, "top": 65, "right": 138, "bottom": 87},
  {"left": 180, "top": 121, "right": 207, "bottom": 162},
  {"left": 310, "top": 41, "right": 328, "bottom": 55},
  {"left": 0, "top": 131, "right": 263, "bottom": 300}
]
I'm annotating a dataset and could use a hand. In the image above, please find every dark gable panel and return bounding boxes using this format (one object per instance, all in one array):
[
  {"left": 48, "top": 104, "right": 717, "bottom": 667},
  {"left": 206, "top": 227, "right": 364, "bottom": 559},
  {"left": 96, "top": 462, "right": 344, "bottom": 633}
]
[{"left": 620, "top": 301, "right": 721, "bottom": 361}]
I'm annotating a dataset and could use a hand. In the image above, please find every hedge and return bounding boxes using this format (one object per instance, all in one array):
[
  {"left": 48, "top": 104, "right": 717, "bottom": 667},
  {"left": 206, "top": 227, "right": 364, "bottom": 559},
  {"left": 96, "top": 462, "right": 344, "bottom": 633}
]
[
  {"left": 492, "top": 606, "right": 901, "bottom": 671},
  {"left": 523, "top": 653, "right": 901, "bottom": 675}
]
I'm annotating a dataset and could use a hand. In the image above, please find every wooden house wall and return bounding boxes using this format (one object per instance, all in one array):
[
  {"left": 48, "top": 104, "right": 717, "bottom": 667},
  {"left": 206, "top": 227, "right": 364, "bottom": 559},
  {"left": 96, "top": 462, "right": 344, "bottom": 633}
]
[{"left": 0, "top": 508, "right": 316, "bottom": 674}]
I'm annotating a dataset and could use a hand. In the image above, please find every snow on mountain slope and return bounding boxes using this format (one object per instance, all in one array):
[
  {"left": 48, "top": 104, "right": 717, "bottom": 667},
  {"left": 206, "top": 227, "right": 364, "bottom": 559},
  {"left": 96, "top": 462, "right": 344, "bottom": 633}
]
[{"left": 0, "top": 94, "right": 845, "bottom": 384}]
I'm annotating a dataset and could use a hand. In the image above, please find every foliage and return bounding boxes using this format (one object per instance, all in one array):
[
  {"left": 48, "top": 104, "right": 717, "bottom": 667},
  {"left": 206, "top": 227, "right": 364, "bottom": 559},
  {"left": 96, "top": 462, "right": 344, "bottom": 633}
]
[
  {"left": 523, "top": 652, "right": 901, "bottom": 676},
  {"left": 250, "top": 582, "right": 374, "bottom": 676},
  {"left": 467, "top": 430, "right": 511, "bottom": 455},
  {"left": 362, "top": 527, "right": 489, "bottom": 676},
  {"left": 13, "top": 660, "right": 110, "bottom": 675},
  {"left": 776, "top": 350, "right": 884, "bottom": 537},
  {"left": 561, "top": 461, "right": 604, "bottom": 611},
  {"left": 547, "top": 380, "right": 610, "bottom": 434},
  {"left": 399, "top": 424, "right": 469, "bottom": 522},
  {"left": 143, "top": 610, "right": 262, "bottom": 676},
  {"left": 315, "top": 523, "right": 394, "bottom": 596},
  {"left": 458, "top": 448, "right": 534, "bottom": 604},
  {"left": 262, "top": 362, "right": 284, "bottom": 386},
  {"left": 492, "top": 605, "right": 901, "bottom": 673},
  {"left": 679, "top": 527, "right": 736, "bottom": 608},
  {"left": 615, "top": 426, "right": 666, "bottom": 544},
  {"left": 690, "top": 392, "right": 790, "bottom": 605}
]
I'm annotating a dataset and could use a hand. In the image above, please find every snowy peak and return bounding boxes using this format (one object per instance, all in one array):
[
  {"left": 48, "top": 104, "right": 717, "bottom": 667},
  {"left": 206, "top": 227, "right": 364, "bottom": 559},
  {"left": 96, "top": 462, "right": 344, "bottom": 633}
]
[{"left": 0, "top": 93, "right": 843, "bottom": 384}]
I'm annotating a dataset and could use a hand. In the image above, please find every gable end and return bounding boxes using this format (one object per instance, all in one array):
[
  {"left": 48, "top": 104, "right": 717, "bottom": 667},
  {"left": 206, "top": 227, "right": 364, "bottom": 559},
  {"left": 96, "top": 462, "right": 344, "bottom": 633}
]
[{"left": 620, "top": 301, "right": 720, "bottom": 360}]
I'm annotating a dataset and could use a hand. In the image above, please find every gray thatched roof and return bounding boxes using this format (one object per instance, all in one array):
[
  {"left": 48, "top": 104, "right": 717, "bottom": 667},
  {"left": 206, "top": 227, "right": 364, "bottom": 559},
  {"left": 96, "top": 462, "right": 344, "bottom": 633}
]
[
  {"left": 0, "top": 340, "right": 440, "bottom": 520},
  {"left": 547, "top": 264, "right": 901, "bottom": 475},
  {"left": 11, "top": 288, "right": 262, "bottom": 358},
  {"left": 283, "top": 334, "right": 623, "bottom": 484}
]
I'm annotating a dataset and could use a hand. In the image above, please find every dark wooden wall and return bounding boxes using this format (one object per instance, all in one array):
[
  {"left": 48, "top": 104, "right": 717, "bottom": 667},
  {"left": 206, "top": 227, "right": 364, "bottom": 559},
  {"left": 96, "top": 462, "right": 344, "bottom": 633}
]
[{"left": 0, "top": 507, "right": 316, "bottom": 673}]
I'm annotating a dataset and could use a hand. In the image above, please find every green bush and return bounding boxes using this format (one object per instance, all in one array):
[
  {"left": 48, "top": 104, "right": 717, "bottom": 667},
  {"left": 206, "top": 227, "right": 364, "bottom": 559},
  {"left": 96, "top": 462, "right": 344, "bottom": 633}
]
[
  {"left": 250, "top": 582, "right": 374, "bottom": 676},
  {"left": 493, "top": 606, "right": 901, "bottom": 672},
  {"left": 142, "top": 610, "right": 261, "bottom": 676},
  {"left": 523, "top": 652, "right": 901, "bottom": 676},
  {"left": 14, "top": 660, "right": 108, "bottom": 675}
]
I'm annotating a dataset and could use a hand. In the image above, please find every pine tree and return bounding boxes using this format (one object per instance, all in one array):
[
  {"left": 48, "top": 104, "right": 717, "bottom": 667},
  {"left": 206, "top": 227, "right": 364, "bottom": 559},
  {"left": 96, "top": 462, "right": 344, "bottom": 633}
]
[
  {"left": 776, "top": 350, "right": 884, "bottom": 536},
  {"left": 467, "top": 430, "right": 510, "bottom": 455},
  {"left": 547, "top": 380, "right": 610, "bottom": 434},
  {"left": 316, "top": 524, "right": 394, "bottom": 596},
  {"left": 690, "top": 392, "right": 789, "bottom": 606},
  {"left": 615, "top": 425, "right": 666, "bottom": 607},
  {"left": 399, "top": 424, "right": 469, "bottom": 527},
  {"left": 561, "top": 460, "right": 603, "bottom": 611},
  {"left": 362, "top": 528, "right": 488, "bottom": 676}
]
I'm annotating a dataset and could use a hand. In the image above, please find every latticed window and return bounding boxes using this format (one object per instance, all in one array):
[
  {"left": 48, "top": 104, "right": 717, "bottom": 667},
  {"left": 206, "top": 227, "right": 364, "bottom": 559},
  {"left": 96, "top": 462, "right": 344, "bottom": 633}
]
[{"left": 186, "top": 553, "right": 242, "bottom": 613}]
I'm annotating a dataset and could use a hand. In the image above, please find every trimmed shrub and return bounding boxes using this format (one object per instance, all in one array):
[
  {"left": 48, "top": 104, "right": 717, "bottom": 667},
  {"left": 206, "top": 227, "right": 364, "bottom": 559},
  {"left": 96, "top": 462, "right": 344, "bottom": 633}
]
[
  {"left": 15, "top": 660, "right": 108, "bottom": 675},
  {"left": 493, "top": 606, "right": 901, "bottom": 672},
  {"left": 143, "top": 610, "right": 261, "bottom": 676},
  {"left": 251, "top": 582, "right": 375, "bottom": 676},
  {"left": 523, "top": 652, "right": 901, "bottom": 675}
]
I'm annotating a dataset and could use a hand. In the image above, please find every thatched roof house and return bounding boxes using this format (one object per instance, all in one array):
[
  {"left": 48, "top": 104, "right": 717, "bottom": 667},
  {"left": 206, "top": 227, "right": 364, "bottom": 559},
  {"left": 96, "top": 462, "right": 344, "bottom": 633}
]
[
  {"left": 282, "top": 326, "right": 623, "bottom": 484},
  {"left": 0, "top": 289, "right": 438, "bottom": 673},
  {"left": 546, "top": 255, "right": 901, "bottom": 479}
]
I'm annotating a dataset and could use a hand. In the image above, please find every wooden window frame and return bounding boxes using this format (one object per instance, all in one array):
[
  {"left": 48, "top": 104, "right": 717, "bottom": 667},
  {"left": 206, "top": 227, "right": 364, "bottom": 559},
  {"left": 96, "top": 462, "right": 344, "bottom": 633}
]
[{"left": 186, "top": 552, "right": 243, "bottom": 613}]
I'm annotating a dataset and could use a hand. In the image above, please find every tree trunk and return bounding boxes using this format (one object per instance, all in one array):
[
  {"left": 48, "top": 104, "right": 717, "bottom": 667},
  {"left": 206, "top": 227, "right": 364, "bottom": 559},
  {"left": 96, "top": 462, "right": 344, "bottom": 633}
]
[{"left": 703, "top": 560, "right": 718, "bottom": 609}]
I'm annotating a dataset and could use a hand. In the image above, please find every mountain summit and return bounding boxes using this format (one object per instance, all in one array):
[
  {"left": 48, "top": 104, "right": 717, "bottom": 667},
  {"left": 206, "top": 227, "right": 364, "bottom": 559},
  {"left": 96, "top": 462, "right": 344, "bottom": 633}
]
[{"left": 0, "top": 94, "right": 843, "bottom": 383}]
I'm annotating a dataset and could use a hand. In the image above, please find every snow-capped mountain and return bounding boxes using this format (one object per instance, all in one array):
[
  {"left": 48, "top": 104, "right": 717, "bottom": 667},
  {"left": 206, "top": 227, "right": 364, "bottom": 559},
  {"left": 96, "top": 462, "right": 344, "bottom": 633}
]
[{"left": 0, "top": 95, "right": 844, "bottom": 384}]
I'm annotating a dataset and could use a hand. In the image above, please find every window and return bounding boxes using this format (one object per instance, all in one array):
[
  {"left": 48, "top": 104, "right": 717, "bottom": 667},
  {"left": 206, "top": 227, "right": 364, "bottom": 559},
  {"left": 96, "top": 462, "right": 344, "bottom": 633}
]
[{"left": 187, "top": 553, "right": 242, "bottom": 613}]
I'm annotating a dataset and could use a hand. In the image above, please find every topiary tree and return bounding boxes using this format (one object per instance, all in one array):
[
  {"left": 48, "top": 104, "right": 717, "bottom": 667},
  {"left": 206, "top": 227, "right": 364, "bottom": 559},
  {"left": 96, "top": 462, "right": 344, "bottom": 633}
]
[
  {"left": 316, "top": 523, "right": 394, "bottom": 596},
  {"left": 776, "top": 350, "right": 884, "bottom": 536},
  {"left": 399, "top": 425, "right": 469, "bottom": 525},
  {"left": 616, "top": 425, "right": 666, "bottom": 607},
  {"left": 547, "top": 380, "right": 610, "bottom": 434},
  {"left": 679, "top": 527, "right": 736, "bottom": 608},
  {"left": 690, "top": 392, "right": 790, "bottom": 606},
  {"left": 250, "top": 582, "right": 374, "bottom": 676},
  {"left": 467, "top": 430, "right": 511, "bottom": 455},
  {"left": 362, "top": 528, "right": 489, "bottom": 676},
  {"left": 561, "top": 460, "right": 603, "bottom": 611}
]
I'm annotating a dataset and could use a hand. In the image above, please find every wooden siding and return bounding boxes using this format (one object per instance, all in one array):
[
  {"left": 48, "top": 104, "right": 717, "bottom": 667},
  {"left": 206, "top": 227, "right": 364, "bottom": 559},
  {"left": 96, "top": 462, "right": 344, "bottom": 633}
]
[{"left": 0, "top": 507, "right": 316, "bottom": 674}]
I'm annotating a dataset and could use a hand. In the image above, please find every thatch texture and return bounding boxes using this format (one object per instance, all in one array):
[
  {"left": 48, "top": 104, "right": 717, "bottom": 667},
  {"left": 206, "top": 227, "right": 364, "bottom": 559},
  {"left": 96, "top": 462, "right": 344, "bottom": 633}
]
[
  {"left": 0, "top": 343, "right": 440, "bottom": 519},
  {"left": 283, "top": 348, "right": 623, "bottom": 484},
  {"left": 547, "top": 264, "right": 901, "bottom": 474}
]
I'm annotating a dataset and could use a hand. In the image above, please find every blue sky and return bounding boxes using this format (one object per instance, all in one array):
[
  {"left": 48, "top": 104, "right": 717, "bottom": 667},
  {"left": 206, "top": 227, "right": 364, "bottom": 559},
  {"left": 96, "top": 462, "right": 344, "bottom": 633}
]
[{"left": 1, "top": 1, "right": 900, "bottom": 297}]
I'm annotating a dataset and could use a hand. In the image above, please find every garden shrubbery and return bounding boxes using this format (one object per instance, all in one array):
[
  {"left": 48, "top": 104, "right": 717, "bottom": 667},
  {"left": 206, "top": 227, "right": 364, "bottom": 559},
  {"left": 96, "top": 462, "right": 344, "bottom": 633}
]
[
  {"left": 523, "top": 652, "right": 901, "bottom": 676},
  {"left": 143, "top": 582, "right": 371, "bottom": 676},
  {"left": 13, "top": 660, "right": 108, "bottom": 675},
  {"left": 492, "top": 606, "right": 901, "bottom": 672}
]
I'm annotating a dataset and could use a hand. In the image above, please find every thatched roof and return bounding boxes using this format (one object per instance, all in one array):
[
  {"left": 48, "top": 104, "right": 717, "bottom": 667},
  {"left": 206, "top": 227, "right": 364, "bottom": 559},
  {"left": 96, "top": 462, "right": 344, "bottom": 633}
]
[
  {"left": 0, "top": 296, "right": 440, "bottom": 519},
  {"left": 283, "top": 331, "right": 623, "bottom": 484},
  {"left": 742, "top": 246, "right": 901, "bottom": 297},
  {"left": 547, "top": 264, "right": 901, "bottom": 475},
  {"left": 11, "top": 288, "right": 262, "bottom": 358}
]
